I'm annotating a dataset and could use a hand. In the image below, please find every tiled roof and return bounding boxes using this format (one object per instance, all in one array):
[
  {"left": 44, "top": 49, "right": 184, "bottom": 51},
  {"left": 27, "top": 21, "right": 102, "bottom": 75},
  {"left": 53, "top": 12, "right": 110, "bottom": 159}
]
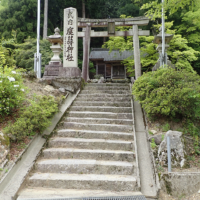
[{"left": 89, "top": 48, "right": 134, "bottom": 61}]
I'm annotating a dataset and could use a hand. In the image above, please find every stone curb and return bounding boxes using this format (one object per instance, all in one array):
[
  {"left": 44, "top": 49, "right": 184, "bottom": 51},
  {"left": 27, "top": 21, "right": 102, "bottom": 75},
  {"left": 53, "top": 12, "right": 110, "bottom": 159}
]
[
  {"left": 130, "top": 84, "right": 140, "bottom": 190},
  {"left": 0, "top": 89, "right": 80, "bottom": 200}
]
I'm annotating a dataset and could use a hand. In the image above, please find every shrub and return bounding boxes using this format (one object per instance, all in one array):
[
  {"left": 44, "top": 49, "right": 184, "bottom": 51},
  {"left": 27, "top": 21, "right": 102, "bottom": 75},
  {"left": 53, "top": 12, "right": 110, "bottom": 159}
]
[
  {"left": 0, "top": 66, "right": 26, "bottom": 116},
  {"left": 132, "top": 67, "right": 200, "bottom": 119},
  {"left": 3, "top": 95, "right": 58, "bottom": 141}
]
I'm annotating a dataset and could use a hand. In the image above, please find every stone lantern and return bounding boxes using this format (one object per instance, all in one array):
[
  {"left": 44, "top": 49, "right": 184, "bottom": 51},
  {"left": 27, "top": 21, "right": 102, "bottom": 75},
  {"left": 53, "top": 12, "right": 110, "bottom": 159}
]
[
  {"left": 152, "top": 28, "right": 174, "bottom": 71},
  {"left": 47, "top": 27, "right": 63, "bottom": 65}
]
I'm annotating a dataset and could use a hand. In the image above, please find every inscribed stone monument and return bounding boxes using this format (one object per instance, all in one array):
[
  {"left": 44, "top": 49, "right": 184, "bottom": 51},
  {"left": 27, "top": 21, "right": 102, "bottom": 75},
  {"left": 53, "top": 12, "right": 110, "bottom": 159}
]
[{"left": 64, "top": 7, "right": 78, "bottom": 68}]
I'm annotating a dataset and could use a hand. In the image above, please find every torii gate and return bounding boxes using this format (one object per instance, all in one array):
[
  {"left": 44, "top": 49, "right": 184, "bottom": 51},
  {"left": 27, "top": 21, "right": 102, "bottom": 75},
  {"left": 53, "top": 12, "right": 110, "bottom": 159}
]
[{"left": 77, "top": 17, "right": 150, "bottom": 81}]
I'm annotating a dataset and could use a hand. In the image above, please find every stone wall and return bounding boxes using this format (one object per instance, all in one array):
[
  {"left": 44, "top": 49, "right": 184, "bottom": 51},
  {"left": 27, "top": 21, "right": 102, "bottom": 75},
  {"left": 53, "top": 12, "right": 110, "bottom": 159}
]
[{"left": 160, "top": 172, "right": 200, "bottom": 197}]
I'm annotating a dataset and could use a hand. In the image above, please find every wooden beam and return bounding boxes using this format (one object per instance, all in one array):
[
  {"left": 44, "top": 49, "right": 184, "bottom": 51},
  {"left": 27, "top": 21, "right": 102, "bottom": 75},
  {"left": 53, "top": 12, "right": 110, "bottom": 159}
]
[{"left": 78, "top": 30, "right": 150, "bottom": 37}]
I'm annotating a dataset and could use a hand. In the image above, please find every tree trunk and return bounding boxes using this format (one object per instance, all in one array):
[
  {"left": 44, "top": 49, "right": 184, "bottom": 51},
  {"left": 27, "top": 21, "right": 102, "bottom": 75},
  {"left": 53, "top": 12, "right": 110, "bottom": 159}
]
[
  {"left": 43, "top": 0, "right": 48, "bottom": 39},
  {"left": 82, "top": 0, "right": 85, "bottom": 18}
]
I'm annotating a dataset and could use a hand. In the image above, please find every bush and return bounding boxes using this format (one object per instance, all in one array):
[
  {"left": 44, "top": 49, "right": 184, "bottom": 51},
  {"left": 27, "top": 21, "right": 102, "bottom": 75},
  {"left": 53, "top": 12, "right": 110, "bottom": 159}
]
[
  {"left": 0, "top": 66, "right": 26, "bottom": 116},
  {"left": 3, "top": 95, "right": 58, "bottom": 141},
  {"left": 132, "top": 67, "right": 200, "bottom": 119}
]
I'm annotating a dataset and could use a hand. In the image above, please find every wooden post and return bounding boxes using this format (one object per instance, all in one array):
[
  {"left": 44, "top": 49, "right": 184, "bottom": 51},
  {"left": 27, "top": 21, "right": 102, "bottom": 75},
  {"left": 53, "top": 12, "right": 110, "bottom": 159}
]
[
  {"left": 82, "top": 25, "right": 90, "bottom": 81},
  {"left": 43, "top": 0, "right": 48, "bottom": 39},
  {"left": 133, "top": 25, "right": 141, "bottom": 79}
]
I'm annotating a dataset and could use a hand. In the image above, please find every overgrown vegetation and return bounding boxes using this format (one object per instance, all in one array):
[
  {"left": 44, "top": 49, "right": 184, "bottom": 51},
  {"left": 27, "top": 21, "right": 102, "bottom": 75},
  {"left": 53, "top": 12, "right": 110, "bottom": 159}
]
[
  {"left": 133, "top": 68, "right": 200, "bottom": 119},
  {"left": 4, "top": 95, "right": 58, "bottom": 141},
  {"left": 133, "top": 67, "right": 200, "bottom": 156}
]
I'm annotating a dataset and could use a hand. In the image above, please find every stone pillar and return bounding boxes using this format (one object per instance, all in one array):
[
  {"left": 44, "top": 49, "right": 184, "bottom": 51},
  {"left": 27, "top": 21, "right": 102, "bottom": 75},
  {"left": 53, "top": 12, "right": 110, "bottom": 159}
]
[
  {"left": 133, "top": 25, "right": 141, "bottom": 79},
  {"left": 82, "top": 25, "right": 91, "bottom": 81},
  {"left": 63, "top": 7, "right": 78, "bottom": 68},
  {"left": 60, "top": 7, "right": 81, "bottom": 78}
]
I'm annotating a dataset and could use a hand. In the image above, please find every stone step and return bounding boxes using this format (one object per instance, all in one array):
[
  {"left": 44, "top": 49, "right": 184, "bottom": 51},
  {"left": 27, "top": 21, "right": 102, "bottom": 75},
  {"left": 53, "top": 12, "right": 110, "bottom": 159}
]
[
  {"left": 57, "top": 129, "right": 134, "bottom": 140},
  {"left": 36, "top": 159, "right": 135, "bottom": 175},
  {"left": 78, "top": 93, "right": 131, "bottom": 98},
  {"left": 73, "top": 101, "right": 131, "bottom": 107},
  {"left": 17, "top": 188, "right": 143, "bottom": 199},
  {"left": 63, "top": 122, "right": 133, "bottom": 133},
  {"left": 84, "top": 86, "right": 130, "bottom": 90},
  {"left": 76, "top": 96, "right": 132, "bottom": 102},
  {"left": 65, "top": 117, "right": 133, "bottom": 125},
  {"left": 27, "top": 173, "right": 137, "bottom": 191},
  {"left": 49, "top": 137, "right": 133, "bottom": 151},
  {"left": 67, "top": 111, "right": 133, "bottom": 119},
  {"left": 81, "top": 90, "right": 130, "bottom": 94},
  {"left": 70, "top": 106, "right": 132, "bottom": 113},
  {"left": 42, "top": 148, "right": 135, "bottom": 162},
  {"left": 87, "top": 83, "right": 129, "bottom": 86}
]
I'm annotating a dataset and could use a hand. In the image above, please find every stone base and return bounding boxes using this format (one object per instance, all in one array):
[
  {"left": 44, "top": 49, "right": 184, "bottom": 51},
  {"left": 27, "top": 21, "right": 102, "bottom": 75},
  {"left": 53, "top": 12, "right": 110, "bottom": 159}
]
[
  {"left": 42, "top": 65, "right": 82, "bottom": 93},
  {"left": 43, "top": 65, "right": 81, "bottom": 79}
]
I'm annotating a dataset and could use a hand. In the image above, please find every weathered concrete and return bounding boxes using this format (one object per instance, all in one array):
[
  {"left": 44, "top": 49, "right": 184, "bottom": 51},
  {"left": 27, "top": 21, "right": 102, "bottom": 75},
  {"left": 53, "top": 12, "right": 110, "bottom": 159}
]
[
  {"left": 73, "top": 101, "right": 131, "bottom": 107},
  {"left": 63, "top": 122, "right": 133, "bottom": 132},
  {"left": 67, "top": 111, "right": 133, "bottom": 119},
  {"left": 49, "top": 137, "right": 133, "bottom": 151},
  {"left": 36, "top": 159, "right": 135, "bottom": 175},
  {"left": 65, "top": 117, "right": 133, "bottom": 125},
  {"left": 43, "top": 148, "right": 135, "bottom": 162},
  {"left": 134, "top": 100, "right": 159, "bottom": 198},
  {"left": 17, "top": 188, "right": 143, "bottom": 199},
  {"left": 160, "top": 172, "right": 200, "bottom": 197},
  {"left": 57, "top": 129, "right": 134, "bottom": 140},
  {"left": 70, "top": 106, "right": 132, "bottom": 113},
  {"left": 58, "top": 129, "right": 134, "bottom": 140},
  {"left": 81, "top": 89, "right": 130, "bottom": 94},
  {"left": 27, "top": 173, "right": 137, "bottom": 191}
]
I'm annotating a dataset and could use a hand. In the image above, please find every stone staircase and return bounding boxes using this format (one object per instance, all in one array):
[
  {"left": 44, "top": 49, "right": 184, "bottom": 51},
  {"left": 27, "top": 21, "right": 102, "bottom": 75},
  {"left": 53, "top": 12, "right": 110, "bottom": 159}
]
[{"left": 17, "top": 83, "right": 142, "bottom": 199}]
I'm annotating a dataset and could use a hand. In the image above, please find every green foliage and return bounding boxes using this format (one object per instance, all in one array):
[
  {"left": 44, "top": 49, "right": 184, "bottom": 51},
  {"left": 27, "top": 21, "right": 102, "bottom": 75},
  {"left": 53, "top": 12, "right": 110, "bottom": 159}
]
[
  {"left": 132, "top": 67, "right": 200, "bottom": 119},
  {"left": 162, "top": 123, "right": 170, "bottom": 132},
  {"left": 0, "top": 66, "right": 26, "bottom": 116},
  {"left": 149, "top": 131, "right": 154, "bottom": 135},
  {"left": 15, "top": 38, "right": 53, "bottom": 72},
  {"left": 151, "top": 138, "right": 157, "bottom": 149},
  {"left": 136, "top": 0, "right": 200, "bottom": 19},
  {"left": 4, "top": 95, "right": 58, "bottom": 141}
]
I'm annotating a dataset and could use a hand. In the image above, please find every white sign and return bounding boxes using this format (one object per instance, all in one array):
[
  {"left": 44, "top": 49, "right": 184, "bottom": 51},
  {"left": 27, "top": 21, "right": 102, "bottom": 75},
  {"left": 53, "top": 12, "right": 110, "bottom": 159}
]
[{"left": 63, "top": 7, "right": 78, "bottom": 67}]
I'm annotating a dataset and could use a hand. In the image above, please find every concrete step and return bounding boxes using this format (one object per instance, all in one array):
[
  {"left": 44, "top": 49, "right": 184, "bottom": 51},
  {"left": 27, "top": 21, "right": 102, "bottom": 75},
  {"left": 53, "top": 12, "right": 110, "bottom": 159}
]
[
  {"left": 27, "top": 173, "right": 137, "bottom": 191},
  {"left": 67, "top": 111, "right": 133, "bottom": 119},
  {"left": 36, "top": 159, "right": 135, "bottom": 175},
  {"left": 57, "top": 129, "right": 134, "bottom": 140},
  {"left": 87, "top": 83, "right": 129, "bottom": 86},
  {"left": 76, "top": 96, "right": 132, "bottom": 102},
  {"left": 84, "top": 86, "right": 130, "bottom": 90},
  {"left": 70, "top": 106, "right": 132, "bottom": 113},
  {"left": 49, "top": 137, "right": 133, "bottom": 151},
  {"left": 63, "top": 122, "right": 133, "bottom": 132},
  {"left": 17, "top": 188, "right": 143, "bottom": 199},
  {"left": 42, "top": 148, "right": 135, "bottom": 162},
  {"left": 73, "top": 101, "right": 131, "bottom": 107},
  {"left": 78, "top": 93, "right": 131, "bottom": 98},
  {"left": 65, "top": 117, "right": 133, "bottom": 125},
  {"left": 81, "top": 90, "right": 130, "bottom": 94}
]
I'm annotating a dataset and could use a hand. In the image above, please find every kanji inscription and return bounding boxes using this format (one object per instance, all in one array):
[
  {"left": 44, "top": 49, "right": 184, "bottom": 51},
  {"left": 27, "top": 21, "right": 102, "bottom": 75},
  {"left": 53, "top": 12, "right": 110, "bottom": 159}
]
[{"left": 63, "top": 7, "right": 78, "bottom": 67}]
